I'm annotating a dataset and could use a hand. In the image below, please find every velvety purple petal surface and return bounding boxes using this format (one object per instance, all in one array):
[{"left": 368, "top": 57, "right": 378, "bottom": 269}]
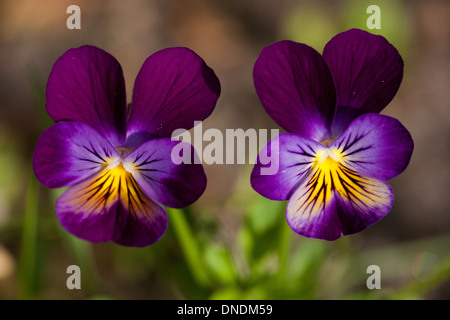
[
  {"left": 46, "top": 45, "right": 127, "bottom": 147},
  {"left": 126, "top": 47, "right": 220, "bottom": 147},
  {"left": 57, "top": 192, "right": 124, "bottom": 243},
  {"left": 253, "top": 40, "right": 336, "bottom": 141},
  {"left": 251, "top": 133, "right": 326, "bottom": 201},
  {"left": 286, "top": 161, "right": 393, "bottom": 240},
  {"left": 332, "top": 113, "right": 414, "bottom": 181},
  {"left": 32, "top": 121, "right": 119, "bottom": 188},
  {"left": 56, "top": 167, "right": 168, "bottom": 247},
  {"left": 112, "top": 200, "right": 168, "bottom": 247},
  {"left": 322, "top": 29, "right": 404, "bottom": 136},
  {"left": 125, "top": 138, "right": 207, "bottom": 208}
]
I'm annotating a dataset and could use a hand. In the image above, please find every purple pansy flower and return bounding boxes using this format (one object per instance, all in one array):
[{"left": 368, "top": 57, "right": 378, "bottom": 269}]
[
  {"left": 251, "top": 29, "right": 414, "bottom": 240},
  {"left": 33, "top": 45, "right": 220, "bottom": 247}
]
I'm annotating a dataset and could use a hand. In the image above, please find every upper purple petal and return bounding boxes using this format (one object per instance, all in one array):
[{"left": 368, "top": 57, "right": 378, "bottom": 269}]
[
  {"left": 251, "top": 133, "right": 326, "bottom": 201},
  {"left": 46, "top": 45, "right": 127, "bottom": 147},
  {"left": 32, "top": 121, "right": 119, "bottom": 188},
  {"left": 126, "top": 47, "right": 220, "bottom": 147},
  {"left": 322, "top": 29, "right": 404, "bottom": 136},
  {"left": 331, "top": 113, "right": 414, "bottom": 181},
  {"left": 125, "top": 138, "right": 207, "bottom": 208},
  {"left": 253, "top": 40, "right": 336, "bottom": 141}
]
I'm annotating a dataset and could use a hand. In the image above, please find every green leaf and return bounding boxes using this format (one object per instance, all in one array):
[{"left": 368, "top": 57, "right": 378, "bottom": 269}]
[
  {"left": 209, "top": 287, "right": 242, "bottom": 300},
  {"left": 246, "top": 196, "right": 284, "bottom": 236},
  {"left": 204, "top": 243, "right": 237, "bottom": 286},
  {"left": 167, "top": 207, "right": 211, "bottom": 287},
  {"left": 244, "top": 196, "right": 286, "bottom": 265},
  {"left": 282, "top": 240, "right": 327, "bottom": 299},
  {"left": 237, "top": 226, "right": 254, "bottom": 267}
]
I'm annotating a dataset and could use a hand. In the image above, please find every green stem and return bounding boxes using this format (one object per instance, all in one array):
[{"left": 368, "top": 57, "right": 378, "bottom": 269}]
[
  {"left": 168, "top": 207, "right": 210, "bottom": 287},
  {"left": 18, "top": 174, "right": 39, "bottom": 300},
  {"left": 277, "top": 220, "right": 292, "bottom": 286}
]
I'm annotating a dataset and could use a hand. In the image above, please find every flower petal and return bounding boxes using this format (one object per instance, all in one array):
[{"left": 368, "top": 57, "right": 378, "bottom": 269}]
[
  {"left": 251, "top": 133, "right": 326, "bottom": 201},
  {"left": 125, "top": 138, "right": 206, "bottom": 208},
  {"left": 253, "top": 40, "right": 336, "bottom": 141},
  {"left": 56, "top": 164, "right": 167, "bottom": 247},
  {"left": 322, "top": 29, "right": 404, "bottom": 135},
  {"left": 126, "top": 47, "right": 220, "bottom": 147},
  {"left": 33, "top": 121, "right": 119, "bottom": 188},
  {"left": 46, "top": 45, "right": 127, "bottom": 147},
  {"left": 331, "top": 114, "right": 414, "bottom": 181},
  {"left": 112, "top": 201, "right": 168, "bottom": 247},
  {"left": 286, "top": 158, "right": 393, "bottom": 240}
]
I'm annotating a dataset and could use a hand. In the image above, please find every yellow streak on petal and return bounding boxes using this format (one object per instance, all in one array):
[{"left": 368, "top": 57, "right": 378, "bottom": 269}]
[
  {"left": 67, "top": 162, "right": 157, "bottom": 218},
  {"left": 291, "top": 149, "right": 390, "bottom": 219}
]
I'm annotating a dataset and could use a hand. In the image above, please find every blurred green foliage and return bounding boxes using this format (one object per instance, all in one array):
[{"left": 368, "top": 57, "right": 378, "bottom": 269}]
[
  {"left": 4, "top": 173, "right": 449, "bottom": 300},
  {"left": 281, "top": 0, "right": 408, "bottom": 54}
]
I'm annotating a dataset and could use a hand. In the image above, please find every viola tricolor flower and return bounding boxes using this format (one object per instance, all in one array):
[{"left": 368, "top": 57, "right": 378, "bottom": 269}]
[
  {"left": 33, "top": 45, "right": 220, "bottom": 247},
  {"left": 251, "top": 29, "right": 414, "bottom": 240}
]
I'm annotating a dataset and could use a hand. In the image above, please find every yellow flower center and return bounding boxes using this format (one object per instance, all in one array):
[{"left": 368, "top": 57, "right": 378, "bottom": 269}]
[
  {"left": 291, "top": 147, "right": 386, "bottom": 218},
  {"left": 66, "top": 158, "right": 156, "bottom": 217}
]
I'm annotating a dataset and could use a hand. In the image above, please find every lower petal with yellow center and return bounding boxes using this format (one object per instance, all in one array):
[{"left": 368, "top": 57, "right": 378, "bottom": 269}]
[
  {"left": 286, "top": 148, "right": 393, "bottom": 240},
  {"left": 55, "top": 158, "right": 167, "bottom": 246}
]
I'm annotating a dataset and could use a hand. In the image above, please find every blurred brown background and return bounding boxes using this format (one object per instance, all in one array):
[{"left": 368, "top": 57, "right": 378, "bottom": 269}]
[{"left": 0, "top": 0, "right": 449, "bottom": 299}]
